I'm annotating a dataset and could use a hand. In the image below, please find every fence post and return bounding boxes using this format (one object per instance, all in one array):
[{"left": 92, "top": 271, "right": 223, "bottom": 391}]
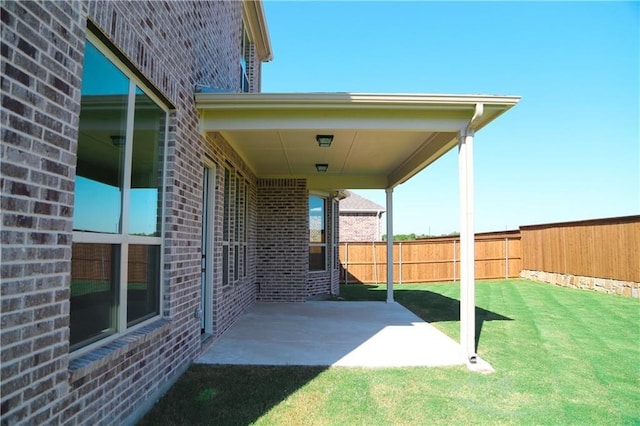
[
  {"left": 505, "top": 237, "right": 509, "bottom": 279},
  {"left": 399, "top": 241, "right": 403, "bottom": 284},
  {"left": 453, "top": 239, "right": 457, "bottom": 283},
  {"left": 372, "top": 241, "right": 378, "bottom": 285},
  {"left": 344, "top": 242, "right": 349, "bottom": 285}
]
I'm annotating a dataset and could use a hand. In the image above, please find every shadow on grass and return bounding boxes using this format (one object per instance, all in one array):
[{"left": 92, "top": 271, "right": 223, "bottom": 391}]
[
  {"left": 340, "top": 284, "right": 512, "bottom": 351},
  {"left": 140, "top": 285, "right": 511, "bottom": 425},
  {"left": 139, "top": 364, "right": 326, "bottom": 426}
]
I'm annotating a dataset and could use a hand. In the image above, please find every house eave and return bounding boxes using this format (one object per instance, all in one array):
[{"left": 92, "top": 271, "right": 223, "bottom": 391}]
[
  {"left": 196, "top": 92, "right": 520, "bottom": 191},
  {"left": 242, "top": 1, "right": 273, "bottom": 62}
]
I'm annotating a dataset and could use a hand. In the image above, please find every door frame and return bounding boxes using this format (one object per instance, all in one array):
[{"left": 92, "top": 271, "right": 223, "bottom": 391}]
[{"left": 201, "top": 160, "right": 216, "bottom": 335}]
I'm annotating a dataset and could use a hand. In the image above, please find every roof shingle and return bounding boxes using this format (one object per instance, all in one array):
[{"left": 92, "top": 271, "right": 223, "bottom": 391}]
[{"left": 339, "top": 191, "right": 385, "bottom": 212}]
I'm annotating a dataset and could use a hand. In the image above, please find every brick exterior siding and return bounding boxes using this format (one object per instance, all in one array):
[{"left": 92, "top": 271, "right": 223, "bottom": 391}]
[
  {"left": 2, "top": 1, "right": 86, "bottom": 424},
  {"left": 256, "top": 179, "right": 308, "bottom": 302},
  {"left": 0, "top": 1, "right": 266, "bottom": 424},
  {"left": 340, "top": 212, "right": 384, "bottom": 242}
]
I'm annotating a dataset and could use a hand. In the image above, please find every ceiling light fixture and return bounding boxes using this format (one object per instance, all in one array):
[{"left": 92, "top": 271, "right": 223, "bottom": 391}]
[
  {"left": 316, "top": 134, "right": 334, "bottom": 147},
  {"left": 315, "top": 163, "right": 329, "bottom": 173}
]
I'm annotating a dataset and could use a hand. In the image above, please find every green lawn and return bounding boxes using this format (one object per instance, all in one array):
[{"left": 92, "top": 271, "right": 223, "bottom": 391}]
[{"left": 139, "top": 279, "right": 640, "bottom": 425}]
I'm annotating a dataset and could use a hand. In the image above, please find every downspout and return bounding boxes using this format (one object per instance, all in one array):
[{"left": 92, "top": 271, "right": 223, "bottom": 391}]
[{"left": 459, "top": 103, "right": 483, "bottom": 366}]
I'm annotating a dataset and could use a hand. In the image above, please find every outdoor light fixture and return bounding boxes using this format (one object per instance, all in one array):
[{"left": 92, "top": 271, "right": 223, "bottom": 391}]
[
  {"left": 316, "top": 134, "right": 334, "bottom": 147},
  {"left": 315, "top": 163, "right": 329, "bottom": 173},
  {"left": 110, "top": 135, "right": 125, "bottom": 146}
]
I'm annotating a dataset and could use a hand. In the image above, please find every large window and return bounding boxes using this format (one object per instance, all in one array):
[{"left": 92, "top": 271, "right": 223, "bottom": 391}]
[
  {"left": 223, "top": 165, "right": 249, "bottom": 285},
  {"left": 222, "top": 166, "right": 231, "bottom": 286},
  {"left": 243, "top": 179, "right": 248, "bottom": 278},
  {"left": 70, "top": 35, "right": 167, "bottom": 351},
  {"left": 309, "top": 196, "right": 326, "bottom": 271}
]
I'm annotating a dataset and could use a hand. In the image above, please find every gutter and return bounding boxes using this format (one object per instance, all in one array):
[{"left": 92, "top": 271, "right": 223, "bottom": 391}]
[{"left": 465, "top": 102, "right": 484, "bottom": 134}]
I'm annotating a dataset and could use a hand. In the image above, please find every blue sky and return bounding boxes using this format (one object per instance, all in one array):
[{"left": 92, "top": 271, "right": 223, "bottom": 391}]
[{"left": 262, "top": 1, "right": 639, "bottom": 235}]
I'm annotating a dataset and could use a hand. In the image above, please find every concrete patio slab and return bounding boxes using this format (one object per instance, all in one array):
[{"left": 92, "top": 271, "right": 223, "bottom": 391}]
[{"left": 196, "top": 301, "right": 467, "bottom": 368}]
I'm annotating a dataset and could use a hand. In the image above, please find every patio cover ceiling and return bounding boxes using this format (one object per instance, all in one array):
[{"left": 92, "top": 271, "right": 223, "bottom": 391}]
[{"left": 196, "top": 92, "right": 520, "bottom": 191}]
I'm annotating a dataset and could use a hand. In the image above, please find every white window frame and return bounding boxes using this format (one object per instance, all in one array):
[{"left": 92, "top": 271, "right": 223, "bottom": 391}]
[
  {"left": 309, "top": 192, "right": 328, "bottom": 273},
  {"left": 332, "top": 198, "right": 339, "bottom": 271},
  {"left": 71, "top": 33, "right": 168, "bottom": 357},
  {"left": 222, "top": 165, "right": 232, "bottom": 287},
  {"left": 242, "top": 178, "right": 249, "bottom": 278}
]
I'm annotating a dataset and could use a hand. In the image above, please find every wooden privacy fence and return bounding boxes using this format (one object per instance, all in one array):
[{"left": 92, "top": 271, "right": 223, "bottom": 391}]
[
  {"left": 520, "top": 215, "right": 640, "bottom": 283},
  {"left": 340, "top": 231, "right": 522, "bottom": 284}
]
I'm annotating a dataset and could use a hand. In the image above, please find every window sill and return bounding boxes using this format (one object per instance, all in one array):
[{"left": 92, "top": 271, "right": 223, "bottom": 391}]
[{"left": 68, "top": 318, "right": 170, "bottom": 382}]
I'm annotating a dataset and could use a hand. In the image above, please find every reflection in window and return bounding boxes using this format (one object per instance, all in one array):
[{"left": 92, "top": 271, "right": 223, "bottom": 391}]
[
  {"left": 70, "top": 243, "right": 118, "bottom": 350},
  {"left": 129, "top": 87, "right": 164, "bottom": 236},
  {"left": 71, "top": 38, "right": 166, "bottom": 351},
  {"left": 73, "top": 41, "right": 128, "bottom": 234},
  {"left": 309, "top": 196, "right": 326, "bottom": 271},
  {"left": 127, "top": 245, "right": 160, "bottom": 325}
]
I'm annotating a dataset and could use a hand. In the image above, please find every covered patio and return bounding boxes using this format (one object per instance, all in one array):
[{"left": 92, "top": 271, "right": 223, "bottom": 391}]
[
  {"left": 196, "top": 92, "right": 520, "bottom": 366},
  {"left": 197, "top": 301, "right": 466, "bottom": 368}
]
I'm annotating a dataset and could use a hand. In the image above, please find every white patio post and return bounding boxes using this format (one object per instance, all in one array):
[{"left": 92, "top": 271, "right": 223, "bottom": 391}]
[
  {"left": 386, "top": 187, "right": 394, "bottom": 303},
  {"left": 458, "top": 128, "right": 477, "bottom": 363}
]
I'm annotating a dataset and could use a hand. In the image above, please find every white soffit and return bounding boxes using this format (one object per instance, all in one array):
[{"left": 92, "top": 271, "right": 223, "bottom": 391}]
[{"left": 196, "top": 93, "right": 520, "bottom": 190}]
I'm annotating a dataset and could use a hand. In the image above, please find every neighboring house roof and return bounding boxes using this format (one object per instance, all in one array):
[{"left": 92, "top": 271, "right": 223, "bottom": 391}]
[{"left": 340, "top": 190, "right": 385, "bottom": 213}]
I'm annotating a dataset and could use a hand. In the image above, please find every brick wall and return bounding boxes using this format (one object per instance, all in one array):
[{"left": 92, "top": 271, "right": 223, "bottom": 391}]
[
  {"left": 1, "top": 1, "right": 250, "bottom": 424},
  {"left": 203, "top": 132, "right": 258, "bottom": 337},
  {"left": 1, "top": 1, "right": 85, "bottom": 423},
  {"left": 340, "top": 212, "right": 383, "bottom": 242},
  {"left": 245, "top": 42, "right": 261, "bottom": 93},
  {"left": 256, "top": 179, "right": 308, "bottom": 302}
]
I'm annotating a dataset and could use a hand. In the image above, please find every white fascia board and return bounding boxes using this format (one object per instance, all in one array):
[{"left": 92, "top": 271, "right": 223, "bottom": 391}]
[
  {"left": 196, "top": 93, "right": 520, "bottom": 133},
  {"left": 242, "top": 1, "right": 273, "bottom": 61},
  {"left": 196, "top": 92, "right": 521, "bottom": 109}
]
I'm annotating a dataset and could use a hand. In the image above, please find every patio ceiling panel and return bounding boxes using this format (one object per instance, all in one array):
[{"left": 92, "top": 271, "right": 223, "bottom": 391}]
[{"left": 197, "top": 93, "right": 520, "bottom": 190}]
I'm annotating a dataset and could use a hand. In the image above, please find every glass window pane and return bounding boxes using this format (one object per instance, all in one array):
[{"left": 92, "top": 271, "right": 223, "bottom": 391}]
[
  {"left": 309, "top": 246, "right": 326, "bottom": 271},
  {"left": 223, "top": 245, "right": 229, "bottom": 286},
  {"left": 70, "top": 243, "right": 118, "bottom": 349},
  {"left": 223, "top": 168, "right": 230, "bottom": 240},
  {"left": 243, "top": 245, "right": 247, "bottom": 277},
  {"left": 309, "top": 196, "right": 325, "bottom": 243},
  {"left": 127, "top": 245, "right": 160, "bottom": 326},
  {"left": 234, "top": 244, "right": 239, "bottom": 281},
  {"left": 243, "top": 180, "right": 248, "bottom": 243},
  {"left": 73, "top": 41, "right": 128, "bottom": 234},
  {"left": 129, "top": 88, "right": 165, "bottom": 236}
]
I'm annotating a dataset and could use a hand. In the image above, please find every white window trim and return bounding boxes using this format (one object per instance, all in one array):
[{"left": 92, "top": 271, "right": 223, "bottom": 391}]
[
  {"left": 70, "top": 34, "right": 169, "bottom": 357},
  {"left": 309, "top": 193, "right": 328, "bottom": 273}
]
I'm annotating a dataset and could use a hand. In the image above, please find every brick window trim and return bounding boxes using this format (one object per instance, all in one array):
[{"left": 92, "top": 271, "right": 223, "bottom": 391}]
[{"left": 68, "top": 318, "right": 170, "bottom": 382}]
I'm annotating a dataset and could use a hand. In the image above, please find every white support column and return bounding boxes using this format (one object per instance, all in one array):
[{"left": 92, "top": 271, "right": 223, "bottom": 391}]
[
  {"left": 458, "top": 129, "right": 477, "bottom": 363},
  {"left": 385, "top": 187, "right": 394, "bottom": 303}
]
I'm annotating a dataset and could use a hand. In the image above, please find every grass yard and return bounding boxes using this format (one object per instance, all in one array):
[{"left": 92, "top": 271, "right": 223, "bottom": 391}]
[{"left": 140, "top": 279, "right": 639, "bottom": 425}]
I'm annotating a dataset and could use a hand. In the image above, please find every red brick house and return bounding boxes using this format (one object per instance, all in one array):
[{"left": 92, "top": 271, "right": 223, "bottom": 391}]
[
  {"left": 339, "top": 190, "right": 385, "bottom": 242},
  {"left": 1, "top": 1, "right": 519, "bottom": 424}
]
